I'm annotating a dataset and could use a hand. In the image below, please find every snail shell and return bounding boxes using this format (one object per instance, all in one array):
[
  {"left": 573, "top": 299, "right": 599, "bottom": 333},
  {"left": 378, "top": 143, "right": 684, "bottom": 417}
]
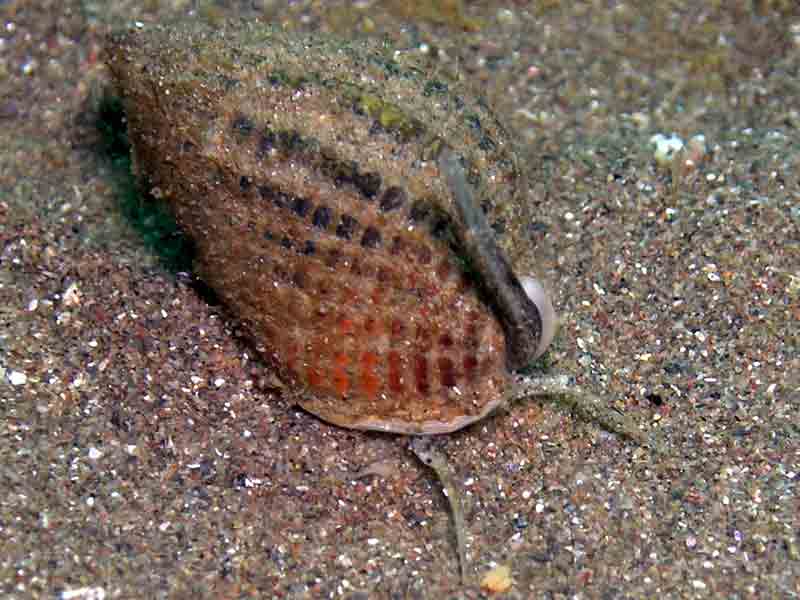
[{"left": 105, "top": 20, "right": 552, "bottom": 434}]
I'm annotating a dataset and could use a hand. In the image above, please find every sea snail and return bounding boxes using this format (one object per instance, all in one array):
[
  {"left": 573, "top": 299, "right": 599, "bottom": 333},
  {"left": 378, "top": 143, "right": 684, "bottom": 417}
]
[{"left": 105, "top": 20, "right": 557, "bottom": 435}]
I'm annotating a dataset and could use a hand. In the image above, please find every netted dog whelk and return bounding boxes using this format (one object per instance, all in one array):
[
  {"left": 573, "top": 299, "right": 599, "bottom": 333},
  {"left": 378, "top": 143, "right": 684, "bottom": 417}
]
[
  {"left": 106, "top": 20, "right": 649, "bottom": 584},
  {"left": 105, "top": 20, "right": 564, "bottom": 435}
]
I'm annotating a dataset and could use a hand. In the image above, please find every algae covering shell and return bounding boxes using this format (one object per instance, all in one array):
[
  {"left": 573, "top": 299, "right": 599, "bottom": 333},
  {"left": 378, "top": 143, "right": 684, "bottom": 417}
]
[{"left": 106, "top": 20, "right": 543, "bottom": 434}]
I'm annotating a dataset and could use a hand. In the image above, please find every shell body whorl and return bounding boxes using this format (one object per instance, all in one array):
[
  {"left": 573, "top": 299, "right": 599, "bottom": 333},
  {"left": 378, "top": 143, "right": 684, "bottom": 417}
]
[{"left": 106, "top": 21, "right": 544, "bottom": 434}]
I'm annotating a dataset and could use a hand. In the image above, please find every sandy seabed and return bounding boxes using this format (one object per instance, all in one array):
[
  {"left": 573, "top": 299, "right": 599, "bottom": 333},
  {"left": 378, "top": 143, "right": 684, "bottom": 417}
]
[{"left": 1, "top": 1, "right": 799, "bottom": 598}]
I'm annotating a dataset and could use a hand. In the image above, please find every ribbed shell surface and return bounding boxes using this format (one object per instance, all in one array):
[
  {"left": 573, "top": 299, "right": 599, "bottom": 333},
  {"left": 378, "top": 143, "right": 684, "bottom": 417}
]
[{"left": 106, "top": 21, "right": 526, "bottom": 433}]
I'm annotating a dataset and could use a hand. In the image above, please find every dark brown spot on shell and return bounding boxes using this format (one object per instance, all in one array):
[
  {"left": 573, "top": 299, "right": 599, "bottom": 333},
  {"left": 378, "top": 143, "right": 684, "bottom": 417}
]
[
  {"left": 312, "top": 205, "right": 332, "bottom": 230},
  {"left": 409, "top": 199, "right": 431, "bottom": 223},
  {"left": 361, "top": 226, "right": 381, "bottom": 249},
  {"left": 325, "top": 248, "right": 341, "bottom": 268},
  {"left": 258, "top": 183, "right": 288, "bottom": 209},
  {"left": 256, "top": 130, "right": 277, "bottom": 157},
  {"left": 414, "top": 354, "right": 430, "bottom": 396},
  {"left": 354, "top": 172, "right": 382, "bottom": 199},
  {"left": 232, "top": 114, "right": 254, "bottom": 137},
  {"left": 438, "top": 357, "right": 457, "bottom": 388},
  {"left": 379, "top": 186, "right": 406, "bottom": 212},
  {"left": 463, "top": 355, "right": 478, "bottom": 382},
  {"left": 336, "top": 214, "right": 359, "bottom": 240},
  {"left": 389, "top": 236, "right": 404, "bottom": 256},
  {"left": 291, "top": 196, "right": 312, "bottom": 217}
]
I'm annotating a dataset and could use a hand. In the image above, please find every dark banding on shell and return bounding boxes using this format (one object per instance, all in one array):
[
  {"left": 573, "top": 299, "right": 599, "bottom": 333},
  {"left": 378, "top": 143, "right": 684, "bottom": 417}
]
[{"left": 105, "top": 20, "right": 539, "bottom": 434}]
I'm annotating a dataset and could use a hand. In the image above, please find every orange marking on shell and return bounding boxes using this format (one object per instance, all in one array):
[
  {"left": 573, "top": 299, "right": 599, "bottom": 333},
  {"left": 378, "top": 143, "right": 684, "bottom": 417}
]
[
  {"left": 363, "top": 316, "right": 377, "bottom": 335},
  {"left": 387, "top": 350, "right": 403, "bottom": 394},
  {"left": 338, "top": 314, "right": 355, "bottom": 336},
  {"left": 438, "top": 356, "right": 457, "bottom": 388},
  {"left": 389, "top": 318, "right": 404, "bottom": 341},
  {"left": 416, "top": 325, "right": 433, "bottom": 351},
  {"left": 307, "top": 336, "right": 330, "bottom": 388},
  {"left": 359, "top": 351, "right": 380, "bottom": 399},
  {"left": 307, "top": 364, "right": 323, "bottom": 388},
  {"left": 332, "top": 352, "right": 349, "bottom": 397}
]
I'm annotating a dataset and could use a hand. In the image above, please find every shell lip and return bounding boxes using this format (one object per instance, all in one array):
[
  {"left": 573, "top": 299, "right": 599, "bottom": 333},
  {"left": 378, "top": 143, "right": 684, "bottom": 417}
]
[
  {"left": 307, "top": 396, "right": 507, "bottom": 436},
  {"left": 437, "top": 146, "right": 545, "bottom": 371}
]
